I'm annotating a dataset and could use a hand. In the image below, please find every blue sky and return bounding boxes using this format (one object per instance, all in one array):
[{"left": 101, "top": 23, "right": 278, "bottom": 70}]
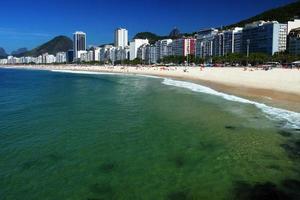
[{"left": 0, "top": 0, "right": 294, "bottom": 53}]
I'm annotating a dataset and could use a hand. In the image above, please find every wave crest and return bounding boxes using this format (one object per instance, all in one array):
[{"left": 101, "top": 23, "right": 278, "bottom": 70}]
[{"left": 162, "top": 78, "right": 300, "bottom": 129}]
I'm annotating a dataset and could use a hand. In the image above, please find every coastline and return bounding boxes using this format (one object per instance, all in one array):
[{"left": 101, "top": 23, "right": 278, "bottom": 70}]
[{"left": 1, "top": 64, "right": 300, "bottom": 112}]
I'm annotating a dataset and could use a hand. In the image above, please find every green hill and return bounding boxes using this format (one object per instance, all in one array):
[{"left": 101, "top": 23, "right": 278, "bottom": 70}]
[
  {"left": 134, "top": 1, "right": 300, "bottom": 40},
  {"left": 226, "top": 1, "right": 300, "bottom": 28},
  {"left": 17, "top": 36, "right": 73, "bottom": 57}
]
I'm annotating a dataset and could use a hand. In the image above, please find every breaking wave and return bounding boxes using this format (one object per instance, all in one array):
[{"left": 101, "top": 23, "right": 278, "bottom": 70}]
[{"left": 162, "top": 78, "right": 300, "bottom": 129}]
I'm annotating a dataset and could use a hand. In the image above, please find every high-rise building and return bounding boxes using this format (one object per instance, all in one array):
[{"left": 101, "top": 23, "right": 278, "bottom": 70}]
[
  {"left": 56, "top": 52, "right": 67, "bottom": 63},
  {"left": 223, "top": 27, "right": 243, "bottom": 55},
  {"left": 287, "top": 19, "right": 300, "bottom": 34},
  {"left": 115, "top": 28, "right": 128, "bottom": 48},
  {"left": 155, "top": 39, "right": 173, "bottom": 60},
  {"left": 172, "top": 38, "right": 196, "bottom": 57},
  {"left": 93, "top": 47, "right": 101, "bottom": 61},
  {"left": 67, "top": 50, "right": 74, "bottom": 63},
  {"left": 73, "top": 31, "right": 86, "bottom": 61},
  {"left": 288, "top": 28, "right": 300, "bottom": 55},
  {"left": 148, "top": 45, "right": 158, "bottom": 64},
  {"left": 213, "top": 32, "right": 224, "bottom": 57},
  {"left": 196, "top": 29, "right": 218, "bottom": 59},
  {"left": 129, "top": 39, "right": 149, "bottom": 60},
  {"left": 241, "top": 21, "right": 287, "bottom": 55}
]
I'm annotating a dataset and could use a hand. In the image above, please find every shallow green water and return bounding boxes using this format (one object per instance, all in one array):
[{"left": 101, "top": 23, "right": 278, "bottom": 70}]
[{"left": 0, "top": 68, "right": 299, "bottom": 200}]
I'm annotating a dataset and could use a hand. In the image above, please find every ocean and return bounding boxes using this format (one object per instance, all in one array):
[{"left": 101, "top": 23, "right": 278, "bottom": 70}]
[{"left": 0, "top": 68, "right": 299, "bottom": 200}]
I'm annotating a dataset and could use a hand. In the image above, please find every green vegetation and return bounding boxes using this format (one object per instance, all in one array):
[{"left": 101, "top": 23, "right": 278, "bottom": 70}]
[
  {"left": 159, "top": 55, "right": 204, "bottom": 64},
  {"left": 212, "top": 52, "right": 300, "bottom": 66},
  {"left": 16, "top": 36, "right": 73, "bottom": 57},
  {"left": 133, "top": 27, "right": 196, "bottom": 44},
  {"left": 55, "top": 52, "right": 300, "bottom": 66},
  {"left": 225, "top": 1, "right": 300, "bottom": 29}
]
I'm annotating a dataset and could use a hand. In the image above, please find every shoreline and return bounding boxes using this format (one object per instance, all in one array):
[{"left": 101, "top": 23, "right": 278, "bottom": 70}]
[{"left": 1, "top": 64, "right": 300, "bottom": 112}]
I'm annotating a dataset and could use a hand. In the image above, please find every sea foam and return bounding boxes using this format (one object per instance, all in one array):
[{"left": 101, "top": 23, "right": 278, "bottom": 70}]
[
  {"left": 50, "top": 69, "right": 161, "bottom": 79},
  {"left": 162, "top": 78, "right": 300, "bottom": 129},
  {"left": 50, "top": 70, "right": 121, "bottom": 75}
]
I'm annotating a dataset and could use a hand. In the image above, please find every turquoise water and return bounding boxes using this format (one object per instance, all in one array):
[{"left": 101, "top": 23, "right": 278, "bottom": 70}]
[{"left": 0, "top": 68, "right": 299, "bottom": 200}]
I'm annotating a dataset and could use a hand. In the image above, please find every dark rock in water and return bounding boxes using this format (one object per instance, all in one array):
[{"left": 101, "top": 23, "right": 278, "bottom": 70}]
[
  {"left": 47, "top": 153, "right": 63, "bottom": 162},
  {"left": 280, "top": 140, "right": 300, "bottom": 159},
  {"left": 278, "top": 130, "right": 292, "bottom": 137},
  {"left": 225, "top": 125, "right": 237, "bottom": 130},
  {"left": 276, "top": 121, "right": 287, "bottom": 128},
  {"left": 281, "top": 179, "right": 300, "bottom": 199},
  {"left": 268, "top": 165, "right": 281, "bottom": 171},
  {"left": 234, "top": 181, "right": 292, "bottom": 200},
  {"left": 167, "top": 190, "right": 189, "bottom": 200},
  {"left": 174, "top": 155, "right": 185, "bottom": 168},
  {"left": 282, "top": 179, "right": 300, "bottom": 191},
  {"left": 100, "top": 162, "right": 116, "bottom": 173},
  {"left": 21, "top": 160, "right": 39, "bottom": 170},
  {"left": 294, "top": 128, "right": 300, "bottom": 132}
]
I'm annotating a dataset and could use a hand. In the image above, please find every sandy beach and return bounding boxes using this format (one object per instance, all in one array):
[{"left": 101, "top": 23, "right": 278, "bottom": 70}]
[{"left": 1, "top": 65, "right": 300, "bottom": 112}]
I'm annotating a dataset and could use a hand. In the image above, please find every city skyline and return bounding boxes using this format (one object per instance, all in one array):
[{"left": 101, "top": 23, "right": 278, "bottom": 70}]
[{"left": 0, "top": 0, "right": 295, "bottom": 53}]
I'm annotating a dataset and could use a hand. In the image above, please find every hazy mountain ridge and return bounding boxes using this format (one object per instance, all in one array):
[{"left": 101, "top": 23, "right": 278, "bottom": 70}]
[
  {"left": 0, "top": 47, "right": 8, "bottom": 58},
  {"left": 16, "top": 36, "right": 73, "bottom": 57},
  {"left": 11, "top": 48, "right": 28, "bottom": 56}
]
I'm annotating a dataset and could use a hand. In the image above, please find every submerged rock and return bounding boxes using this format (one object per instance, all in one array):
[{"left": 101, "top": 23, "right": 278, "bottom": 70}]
[
  {"left": 225, "top": 126, "right": 237, "bottom": 130},
  {"left": 234, "top": 181, "right": 291, "bottom": 200},
  {"left": 280, "top": 140, "right": 300, "bottom": 159},
  {"left": 99, "top": 162, "right": 116, "bottom": 173},
  {"left": 278, "top": 130, "right": 292, "bottom": 137}
]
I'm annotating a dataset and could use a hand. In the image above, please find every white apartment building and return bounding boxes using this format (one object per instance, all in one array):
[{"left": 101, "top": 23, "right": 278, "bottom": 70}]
[
  {"left": 56, "top": 52, "right": 67, "bottom": 63},
  {"left": 137, "top": 44, "right": 148, "bottom": 61},
  {"left": 87, "top": 50, "right": 94, "bottom": 62},
  {"left": 196, "top": 28, "right": 218, "bottom": 59},
  {"left": 0, "top": 59, "right": 8, "bottom": 64},
  {"left": 77, "top": 50, "right": 88, "bottom": 62},
  {"left": 115, "top": 47, "right": 129, "bottom": 61},
  {"left": 93, "top": 47, "right": 100, "bottom": 61},
  {"left": 155, "top": 39, "right": 173, "bottom": 60},
  {"left": 287, "top": 19, "right": 300, "bottom": 34},
  {"left": 99, "top": 45, "right": 113, "bottom": 62},
  {"left": 129, "top": 39, "right": 149, "bottom": 60},
  {"left": 115, "top": 28, "right": 128, "bottom": 48},
  {"left": 279, "top": 24, "right": 288, "bottom": 52}
]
